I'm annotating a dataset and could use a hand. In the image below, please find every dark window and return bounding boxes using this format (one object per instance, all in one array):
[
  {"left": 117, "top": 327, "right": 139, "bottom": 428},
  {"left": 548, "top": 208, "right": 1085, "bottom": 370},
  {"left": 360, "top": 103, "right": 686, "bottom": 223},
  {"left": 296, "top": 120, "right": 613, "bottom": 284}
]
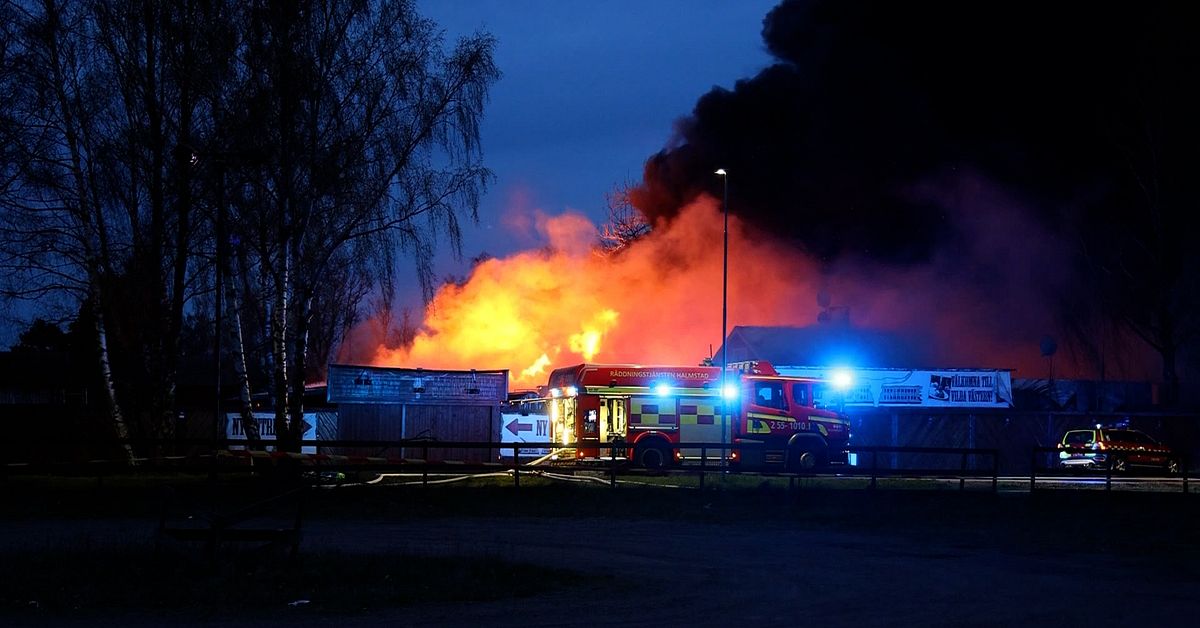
[
  {"left": 791, "top": 383, "right": 810, "bottom": 407},
  {"left": 1107, "top": 430, "right": 1155, "bottom": 445},
  {"left": 1064, "top": 431, "right": 1094, "bottom": 446},
  {"left": 754, "top": 381, "right": 787, "bottom": 410}
]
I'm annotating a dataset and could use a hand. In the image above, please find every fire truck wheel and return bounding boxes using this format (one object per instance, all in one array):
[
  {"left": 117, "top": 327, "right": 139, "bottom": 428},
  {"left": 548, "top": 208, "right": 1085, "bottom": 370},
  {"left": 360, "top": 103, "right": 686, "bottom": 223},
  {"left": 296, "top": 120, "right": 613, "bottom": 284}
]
[
  {"left": 787, "top": 440, "right": 827, "bottom": 472},
  {"left": 636, "top": 444, "right": 670, "bottom": 471}
]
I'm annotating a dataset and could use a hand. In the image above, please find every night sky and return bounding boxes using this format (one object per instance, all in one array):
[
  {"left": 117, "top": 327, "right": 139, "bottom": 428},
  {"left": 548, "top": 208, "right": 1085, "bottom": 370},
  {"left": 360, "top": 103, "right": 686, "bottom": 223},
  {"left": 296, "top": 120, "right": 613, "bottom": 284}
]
[
  {"left": 406, "top": 0, "right": 1198, "bottom": 382},
  {"left": 0, "top": 0, "right": 779, "bottom": 348},
  {"left": 412, "top": 0, "right": 780, "bottom": 288},
  {"left": 418, "top": 1, "right": 1193, "bottom": 268},
  {"left": 4, "top": 0, "right": 1196, "bottom": 384}
]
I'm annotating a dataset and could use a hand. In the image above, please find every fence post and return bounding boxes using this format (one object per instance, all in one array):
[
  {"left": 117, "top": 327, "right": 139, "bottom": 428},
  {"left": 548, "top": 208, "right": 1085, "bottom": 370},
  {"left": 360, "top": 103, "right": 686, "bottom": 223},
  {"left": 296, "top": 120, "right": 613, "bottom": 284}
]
[
  {"left": 422, "top": 444, "right": 429, "bottom": 487},
  {"left": 1183, "top": 454, "right": 1190, "bottom": 494},
  {"left": 1029, "top": 449, "right": 1037, "bottom": 492},
  {"left": 991, "top": 450, "right": 999, "bottom": 493},
  {"left": 959, "top": 451, "right": 967, "bottom": 491},
  {"left": 1105, "top": 454, "right": 1113, "bottom": 492},
  {"left": 513, "top": 445, "right": 520, "bottom": 489},
  {"left": 208, "top": 439, "right": 220, "bottom": 483},
  {"left": 610, "top": 443, "right": 617, "bottom": 488},
  {"left": 699, "top": 446, "right": 706, "bottom": 491},
  {"left": 870, "top": 448, "right": 878, "bottom": 491}
]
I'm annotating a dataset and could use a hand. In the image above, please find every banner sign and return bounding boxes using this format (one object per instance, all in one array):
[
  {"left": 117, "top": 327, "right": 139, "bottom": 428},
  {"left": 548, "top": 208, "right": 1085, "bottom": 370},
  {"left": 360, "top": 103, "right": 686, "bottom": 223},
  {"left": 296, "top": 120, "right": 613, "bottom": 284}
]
[
  {"left": 776, "top": 367, "right": 1013, "bottom": 409},
  {"left": 499, "top": 412, "right": 551, "bottom": 458},
  {"left": 226, "top": 412, "right": 318, "bottom": 453}
]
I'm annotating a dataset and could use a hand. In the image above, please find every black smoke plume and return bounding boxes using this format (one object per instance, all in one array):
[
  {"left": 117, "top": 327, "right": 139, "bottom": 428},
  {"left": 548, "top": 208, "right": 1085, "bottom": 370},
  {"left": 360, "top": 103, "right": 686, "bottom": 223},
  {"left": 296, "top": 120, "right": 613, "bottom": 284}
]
[
  {"left": 631, "top": 0, "right": 1199, "bottom": 382},
  {"left": 633, "top": 0, "right": 1195, "bottom": 267}
]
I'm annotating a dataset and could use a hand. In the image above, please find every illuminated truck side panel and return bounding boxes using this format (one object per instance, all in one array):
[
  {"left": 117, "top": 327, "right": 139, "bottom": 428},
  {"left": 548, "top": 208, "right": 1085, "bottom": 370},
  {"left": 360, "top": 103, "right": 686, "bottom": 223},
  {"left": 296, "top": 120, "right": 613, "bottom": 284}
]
[
  {"left": 547, "top": 363, "right": 723, "bottom": 458},
  {"left": 676, "top": 399, "right": 725, "bottom": 459},
  {"left": 733, "top": 375, "right": 850, "bottom": 467},
  {"left": 629, "top": 396, "right": 679, "bottom": 430},
  {"left": 544, "top": 363, "right": 850, "bottom": 468}
]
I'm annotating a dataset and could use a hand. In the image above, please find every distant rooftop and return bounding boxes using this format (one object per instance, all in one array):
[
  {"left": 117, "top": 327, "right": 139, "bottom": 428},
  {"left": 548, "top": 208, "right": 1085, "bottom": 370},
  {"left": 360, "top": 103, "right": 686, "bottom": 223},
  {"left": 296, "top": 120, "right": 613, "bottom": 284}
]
[{"left": 717, "top": 325, "right": 949, "bottom": 370}]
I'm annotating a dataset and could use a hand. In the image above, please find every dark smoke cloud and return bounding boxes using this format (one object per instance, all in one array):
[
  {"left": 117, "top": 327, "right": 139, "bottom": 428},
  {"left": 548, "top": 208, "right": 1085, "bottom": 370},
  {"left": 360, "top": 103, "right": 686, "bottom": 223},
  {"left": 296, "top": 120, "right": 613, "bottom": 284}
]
[
  {"left": 633, "top": 0, "right": 1195, "bottom": 267},
  {"left": 629, "top": 0, "right": 1199, "bottom": 379}
]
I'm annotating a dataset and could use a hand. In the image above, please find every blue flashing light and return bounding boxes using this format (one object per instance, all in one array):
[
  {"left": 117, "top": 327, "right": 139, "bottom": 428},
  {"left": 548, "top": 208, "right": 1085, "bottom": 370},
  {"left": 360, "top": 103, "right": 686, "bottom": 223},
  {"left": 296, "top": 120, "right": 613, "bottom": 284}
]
[
  {"left": 721, "top": 383, "right": 738, "bottom": 400},
  {"left": 654, "top": 383, "right": 672, "bottom": 397},
  {"left": 830, "top": 368, "right": 854, "bottom": 390}
]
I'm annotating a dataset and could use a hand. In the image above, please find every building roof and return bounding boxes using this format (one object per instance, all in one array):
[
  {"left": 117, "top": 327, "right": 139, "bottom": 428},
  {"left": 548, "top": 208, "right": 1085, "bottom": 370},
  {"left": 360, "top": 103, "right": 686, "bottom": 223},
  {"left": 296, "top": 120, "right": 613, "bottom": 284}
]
[{"left": 717, "top": 325, "right": 945, "bottom": 369}]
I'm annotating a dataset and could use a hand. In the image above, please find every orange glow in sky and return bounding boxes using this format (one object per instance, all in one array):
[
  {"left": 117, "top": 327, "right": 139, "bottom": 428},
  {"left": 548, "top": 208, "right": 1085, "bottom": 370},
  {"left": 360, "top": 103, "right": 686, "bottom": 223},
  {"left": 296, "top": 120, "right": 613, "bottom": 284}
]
[
  {"left": 370, "top": 196, "right": 826, "bottom": 384},
  {"left": 362, "top": 189, "right": 1107, "bottom": 386}
]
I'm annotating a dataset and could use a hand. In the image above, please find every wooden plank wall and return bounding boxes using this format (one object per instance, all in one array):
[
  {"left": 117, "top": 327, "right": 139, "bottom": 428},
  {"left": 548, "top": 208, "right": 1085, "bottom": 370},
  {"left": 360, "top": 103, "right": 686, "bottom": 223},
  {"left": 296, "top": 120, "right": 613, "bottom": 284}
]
[{"left": 336, "top": 404, "right": 499, "bottom": 462}]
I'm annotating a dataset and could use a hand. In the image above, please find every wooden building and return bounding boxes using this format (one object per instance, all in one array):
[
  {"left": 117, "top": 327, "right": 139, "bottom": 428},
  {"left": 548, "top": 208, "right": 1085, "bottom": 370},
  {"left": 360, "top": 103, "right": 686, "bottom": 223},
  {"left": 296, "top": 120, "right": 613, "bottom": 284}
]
[{"left": 326, "top": 364, "right": 508, "bottom": 462}]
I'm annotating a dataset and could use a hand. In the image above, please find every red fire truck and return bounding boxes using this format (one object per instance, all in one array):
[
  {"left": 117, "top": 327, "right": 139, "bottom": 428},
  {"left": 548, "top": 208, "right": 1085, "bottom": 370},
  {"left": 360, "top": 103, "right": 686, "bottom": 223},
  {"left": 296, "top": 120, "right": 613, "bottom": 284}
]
[{"left": 541, "top": 360, "right": 850, "bottom": 470}]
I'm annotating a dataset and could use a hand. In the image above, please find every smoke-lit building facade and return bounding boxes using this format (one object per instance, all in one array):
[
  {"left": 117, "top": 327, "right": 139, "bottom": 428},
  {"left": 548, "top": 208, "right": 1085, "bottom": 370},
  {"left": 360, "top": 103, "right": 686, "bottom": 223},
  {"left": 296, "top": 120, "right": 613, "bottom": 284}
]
[{"left": 717, "top": 325, "right": 1195, "bottom": 473}]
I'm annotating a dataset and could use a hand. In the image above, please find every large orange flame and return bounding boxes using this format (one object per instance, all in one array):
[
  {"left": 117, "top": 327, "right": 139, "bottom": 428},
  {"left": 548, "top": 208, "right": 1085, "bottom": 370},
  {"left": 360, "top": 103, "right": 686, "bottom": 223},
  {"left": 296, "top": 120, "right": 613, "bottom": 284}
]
[
  {"left": 369, "top": 196, "right": 825, "bottom": 385},
  {"left": 359, "top": 184, "right": 1131, "bottom": 386}
]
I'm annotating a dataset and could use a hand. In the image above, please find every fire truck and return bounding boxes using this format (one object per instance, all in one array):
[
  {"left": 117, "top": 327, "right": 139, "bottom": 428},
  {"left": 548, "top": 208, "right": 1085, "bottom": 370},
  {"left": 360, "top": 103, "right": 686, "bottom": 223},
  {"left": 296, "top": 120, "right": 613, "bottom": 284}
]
[{"left": 540, "top": 360, "right": 850, "bottom": 471}]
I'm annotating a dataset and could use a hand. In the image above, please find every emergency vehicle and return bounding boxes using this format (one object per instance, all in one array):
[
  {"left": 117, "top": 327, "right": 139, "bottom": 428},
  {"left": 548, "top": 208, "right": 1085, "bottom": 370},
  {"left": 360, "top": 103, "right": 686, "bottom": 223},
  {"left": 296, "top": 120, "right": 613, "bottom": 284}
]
[{"left": 539, "top": 360, "right": 850, "bottom": 470}]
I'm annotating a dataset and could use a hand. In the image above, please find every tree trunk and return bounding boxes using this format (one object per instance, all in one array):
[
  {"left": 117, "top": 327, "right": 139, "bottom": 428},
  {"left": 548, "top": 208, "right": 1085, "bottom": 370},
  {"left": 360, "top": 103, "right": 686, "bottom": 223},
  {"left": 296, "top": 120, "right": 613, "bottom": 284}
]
[
  {"left": 93, "top": 293, "right": 136, "bottom": 465},
  {"left": 41, "top": 10, "right": 132, "bottom": 463},
  {"left": 250, "top": 247, "right": 275, "bottom": 411},
  {"left": 160, "top": 51, "right": 196, "bottom": 447},
  {"left": 286, "top": 290, "right": 314, "bottom": 450},
  {"left": 271, "top": 252, "right": 291, "bottom": 450},
  {"left": 141, "top": 0, "right": 172, "bottom": 446},
  {"left": 226, "top": 261, "right": 261, "bottom": 446}
]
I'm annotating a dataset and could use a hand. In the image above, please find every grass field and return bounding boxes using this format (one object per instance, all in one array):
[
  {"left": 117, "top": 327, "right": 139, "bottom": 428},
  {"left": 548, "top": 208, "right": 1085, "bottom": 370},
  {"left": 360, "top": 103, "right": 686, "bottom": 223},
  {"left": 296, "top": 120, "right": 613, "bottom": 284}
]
[
  {"left": 1, "top": 546, "right": 587, "bottom": 618},
  {"left": 2, "top": 471, "right": 1199, "bottom": 619}
]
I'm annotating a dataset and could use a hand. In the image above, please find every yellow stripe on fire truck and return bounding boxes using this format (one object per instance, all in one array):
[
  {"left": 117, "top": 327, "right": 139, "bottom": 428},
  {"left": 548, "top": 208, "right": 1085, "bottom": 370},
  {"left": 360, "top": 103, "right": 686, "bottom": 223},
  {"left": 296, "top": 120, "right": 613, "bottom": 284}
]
[
  {"left": 747, "top": 412, "right": 794, "bottom": 422},
  {"left": 747, "top": 411, "right": 791, "bottom": 434}
]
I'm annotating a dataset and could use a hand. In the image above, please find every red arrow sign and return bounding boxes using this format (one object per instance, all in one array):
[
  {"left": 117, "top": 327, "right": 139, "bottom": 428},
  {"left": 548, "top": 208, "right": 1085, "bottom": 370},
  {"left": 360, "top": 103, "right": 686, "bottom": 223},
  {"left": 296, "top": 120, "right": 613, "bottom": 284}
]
[{"left": 505, "top": 418, "right": 533, "bottom": 436}]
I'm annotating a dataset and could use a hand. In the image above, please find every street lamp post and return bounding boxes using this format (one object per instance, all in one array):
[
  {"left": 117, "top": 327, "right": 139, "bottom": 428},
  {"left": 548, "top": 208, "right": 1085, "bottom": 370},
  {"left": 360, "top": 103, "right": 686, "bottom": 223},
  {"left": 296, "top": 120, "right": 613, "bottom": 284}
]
[{"left": 715, "top": 168, "right": 729, "bottom": 464}]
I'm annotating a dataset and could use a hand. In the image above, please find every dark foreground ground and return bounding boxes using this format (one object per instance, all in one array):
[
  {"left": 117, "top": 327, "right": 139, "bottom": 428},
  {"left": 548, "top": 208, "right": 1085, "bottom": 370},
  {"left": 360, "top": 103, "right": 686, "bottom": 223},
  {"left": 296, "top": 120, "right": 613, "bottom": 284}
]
[{"left": 1, "top": 474, "right": 1198, "bottom": 627}]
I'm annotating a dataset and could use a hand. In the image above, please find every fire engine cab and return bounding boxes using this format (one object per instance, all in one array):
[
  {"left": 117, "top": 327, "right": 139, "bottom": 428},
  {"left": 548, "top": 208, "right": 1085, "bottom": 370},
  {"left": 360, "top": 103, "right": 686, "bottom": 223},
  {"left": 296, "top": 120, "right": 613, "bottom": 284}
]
[{"left": 540, "top": 360, "right": 850, "bottom": 471}]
